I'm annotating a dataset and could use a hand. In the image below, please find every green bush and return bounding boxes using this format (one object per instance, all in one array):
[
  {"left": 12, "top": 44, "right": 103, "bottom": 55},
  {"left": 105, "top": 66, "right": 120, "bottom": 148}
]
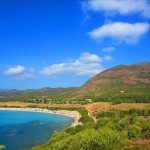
[
  {"left": 128, "top": 125, "right": 142, "bottom": 139},
  {"left": 141, "top": 120, "right": 150, "bottom": 139},
  {"left": 48, "top": 127, "right": 125, "bottom": 150}
]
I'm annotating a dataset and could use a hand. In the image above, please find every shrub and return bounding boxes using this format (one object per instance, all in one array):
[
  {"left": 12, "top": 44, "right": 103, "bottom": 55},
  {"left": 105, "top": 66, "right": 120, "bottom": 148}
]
[
  {"left": 128, "top": 125, "right": 142, "bottom": 139},
  {"left": 48, "top": 127, "right": 125, "bottom": 150},
  {"left": 141, "top": 120, "right": 150, "bottom": 139}
]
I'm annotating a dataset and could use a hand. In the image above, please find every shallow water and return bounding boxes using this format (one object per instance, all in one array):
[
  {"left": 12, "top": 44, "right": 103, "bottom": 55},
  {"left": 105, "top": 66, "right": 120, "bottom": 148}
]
[{"left": 0, "top": 110, "right": 73, "bottom": 150}]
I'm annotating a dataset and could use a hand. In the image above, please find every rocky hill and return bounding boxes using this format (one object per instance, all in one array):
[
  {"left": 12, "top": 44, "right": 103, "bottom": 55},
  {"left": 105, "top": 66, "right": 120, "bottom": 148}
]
[{"left": 73, "top": 62, "right": 150, "bottom": 103}]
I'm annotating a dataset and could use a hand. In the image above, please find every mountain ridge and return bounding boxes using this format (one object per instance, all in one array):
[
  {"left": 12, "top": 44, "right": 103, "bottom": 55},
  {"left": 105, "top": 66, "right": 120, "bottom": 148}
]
[{"left": 73, "top": 62, "right": 150, "bottom": 102}]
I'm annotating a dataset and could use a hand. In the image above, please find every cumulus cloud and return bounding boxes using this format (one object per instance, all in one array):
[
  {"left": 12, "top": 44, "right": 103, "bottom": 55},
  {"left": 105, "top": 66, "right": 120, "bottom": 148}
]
[
  {"left": 4, "top": 65, "right": 25, "bottom": 75},
  {"left": 102, "top": 47, "right": 115, "bottom": 52},
  {"left": 4, "top": 65, "right": 35, "bottom": 80},
  {"left": 40, "top": 52, "right": 105, "bottom": 77},
  {"left": 89, "top": 22, "right": 149, "bottom": 44},
  {"left": 82, "top": 0, "right": 150, "bottom": 18}
]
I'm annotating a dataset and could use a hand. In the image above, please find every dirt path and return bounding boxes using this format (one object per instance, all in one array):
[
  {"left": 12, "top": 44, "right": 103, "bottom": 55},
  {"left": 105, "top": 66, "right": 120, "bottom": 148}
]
[
  {"left": 88, "top": 111, "right": 97, "bottom": 123},
  {"left": 130, "top": 139, "right": 150, "bottom": 148}
]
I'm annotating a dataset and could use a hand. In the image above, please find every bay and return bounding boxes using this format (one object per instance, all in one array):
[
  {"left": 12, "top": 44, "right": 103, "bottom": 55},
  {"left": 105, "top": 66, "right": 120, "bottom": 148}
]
[{"left": 0, "top": 110, "right": 73, "bottom": 150}]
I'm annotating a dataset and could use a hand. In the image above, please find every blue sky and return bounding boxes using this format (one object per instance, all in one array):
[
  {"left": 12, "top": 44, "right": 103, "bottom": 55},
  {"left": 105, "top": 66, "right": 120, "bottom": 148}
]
[{"left": 0, "top": 0, "right": 150, "bottom": 89}]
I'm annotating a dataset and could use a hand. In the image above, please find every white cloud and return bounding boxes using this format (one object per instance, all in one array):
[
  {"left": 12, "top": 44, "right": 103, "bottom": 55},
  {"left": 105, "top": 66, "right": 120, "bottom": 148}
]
[
  {"left": 89, "top": 22, "right": 149, "bottom": 44},
  {"left": 4, "top": 65, "right": 25, "bottom": 75},
  {"left": 102, "top": 47, "right": 115, "bottom": 52},
  {"left": 4, "top": 66, "right": 35, "bottom": 80},
  {"left": 82, "top": 0, "right": 150, "bottom": 18},
  {"left": 40, "top": 52, "right": 105, "bottom": 77},
  {"left": 103, "top": 55, "right": 113, "bottom": 61},
  {"left": 16, "top": 67, "right": 35, "bottom": 80},
  {"left": 16, "top": 72, "right": 34, "bottom": 80}
]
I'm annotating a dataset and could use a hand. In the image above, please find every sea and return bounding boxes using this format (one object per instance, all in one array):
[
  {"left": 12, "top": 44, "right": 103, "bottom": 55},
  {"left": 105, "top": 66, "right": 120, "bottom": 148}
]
[{"left": 0, "top": 110, "right": 73, "bottom": 150}]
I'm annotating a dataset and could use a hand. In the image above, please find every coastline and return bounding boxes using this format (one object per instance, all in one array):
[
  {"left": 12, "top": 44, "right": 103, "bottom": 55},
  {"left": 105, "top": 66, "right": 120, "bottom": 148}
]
[{"left": 0, "top": 107, "right": 82, "bottom": 127}]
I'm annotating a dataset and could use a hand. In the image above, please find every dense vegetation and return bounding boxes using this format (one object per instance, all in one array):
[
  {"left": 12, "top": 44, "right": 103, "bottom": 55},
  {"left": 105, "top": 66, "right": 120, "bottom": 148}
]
[
  {"left": 77, "top": 93, "right": 150, "bottom": 104},
  {"left": 26, "top": 108, "right": 150, "bottom": 150}
]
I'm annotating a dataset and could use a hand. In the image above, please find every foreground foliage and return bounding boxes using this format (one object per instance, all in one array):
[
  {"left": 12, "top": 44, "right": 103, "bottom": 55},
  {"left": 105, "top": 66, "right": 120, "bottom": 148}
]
[{"left": 27, "top": 108, "right": 150, "bottom": 150}]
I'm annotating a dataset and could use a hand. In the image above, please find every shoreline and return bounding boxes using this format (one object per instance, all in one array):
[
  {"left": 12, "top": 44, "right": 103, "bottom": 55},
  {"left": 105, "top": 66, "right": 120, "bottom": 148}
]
[{"left": 0, "top": 107, "right": 82, "bottom": 127}]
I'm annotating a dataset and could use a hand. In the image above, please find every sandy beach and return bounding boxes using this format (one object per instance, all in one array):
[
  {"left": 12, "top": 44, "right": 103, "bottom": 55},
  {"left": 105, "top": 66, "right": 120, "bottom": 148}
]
[{"left": 0, "top": 107, "right": 82, "bottom": 127}]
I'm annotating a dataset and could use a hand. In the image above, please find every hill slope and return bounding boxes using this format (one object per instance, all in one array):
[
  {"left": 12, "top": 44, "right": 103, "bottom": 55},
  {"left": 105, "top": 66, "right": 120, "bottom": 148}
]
[{"left": 74, "top": 62, "right": 150, "bottom": 103}]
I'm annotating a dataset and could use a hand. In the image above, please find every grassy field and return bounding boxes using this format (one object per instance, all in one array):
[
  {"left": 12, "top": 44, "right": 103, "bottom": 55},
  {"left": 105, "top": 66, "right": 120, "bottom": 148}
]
[
  {"left": 84, "top": 102, "right": 150, "bottom": 113},
  {"left": 0, "top": 102, "right": 82, "bottom": 108}
]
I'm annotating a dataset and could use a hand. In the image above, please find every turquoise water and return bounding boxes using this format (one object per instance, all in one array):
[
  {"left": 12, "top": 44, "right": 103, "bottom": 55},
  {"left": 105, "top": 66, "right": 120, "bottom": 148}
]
[{"left": 0, "top": 110, "right": 73, "bottom": 150}]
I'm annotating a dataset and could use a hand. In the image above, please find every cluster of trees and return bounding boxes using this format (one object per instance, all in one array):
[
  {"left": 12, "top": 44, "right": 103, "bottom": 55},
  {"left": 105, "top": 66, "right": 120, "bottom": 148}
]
[
  {"left": 96, "top": 109, "right": 150, "bottom": 119},
  {"left": 50, "top": 93, "right": 150, "bottom": 104},
  {"left": 95, "top": 109, "right": 150, "bottom": 140},
  {"left": 83, "top": 94, "right": 150, "bottom": 104}
]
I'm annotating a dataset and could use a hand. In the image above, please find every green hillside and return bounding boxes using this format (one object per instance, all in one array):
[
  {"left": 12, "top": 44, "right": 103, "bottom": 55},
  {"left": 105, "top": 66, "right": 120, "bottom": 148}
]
[{"left": 0, "top": 87, "right": 78, "bottom": 104}]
